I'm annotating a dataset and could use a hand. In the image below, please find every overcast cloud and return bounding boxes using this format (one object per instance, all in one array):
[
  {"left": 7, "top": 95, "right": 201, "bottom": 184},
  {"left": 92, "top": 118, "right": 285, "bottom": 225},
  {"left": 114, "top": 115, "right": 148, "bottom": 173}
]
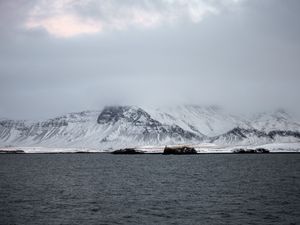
[{"left": 0, "top": 0, "right": 299, "bottom": 119}]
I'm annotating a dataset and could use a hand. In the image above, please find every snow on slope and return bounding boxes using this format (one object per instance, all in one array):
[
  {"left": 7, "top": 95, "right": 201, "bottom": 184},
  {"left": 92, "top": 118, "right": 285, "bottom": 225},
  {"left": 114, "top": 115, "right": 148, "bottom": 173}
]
[
  {"left": 251, "top": 109, "right": 300, "bottom": 132},
  {"left": 146, "top": 105, "right": 251, "bottom": 137},
  {"left": 210, "top": 128, "right": 271, "bottom": 145}
]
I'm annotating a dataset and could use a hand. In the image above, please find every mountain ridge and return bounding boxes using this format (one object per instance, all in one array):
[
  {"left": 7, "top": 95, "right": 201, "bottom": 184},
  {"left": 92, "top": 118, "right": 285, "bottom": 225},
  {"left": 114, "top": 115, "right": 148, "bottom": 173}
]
[{"left": 0, "top": 105, "right": 299, "bottom": 149}]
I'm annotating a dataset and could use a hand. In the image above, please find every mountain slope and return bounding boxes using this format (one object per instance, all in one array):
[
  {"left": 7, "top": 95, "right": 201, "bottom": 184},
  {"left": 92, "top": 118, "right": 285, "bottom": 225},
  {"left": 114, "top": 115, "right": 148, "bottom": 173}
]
[
  {"left": 95, "top": 106, "right": 203, "bottom": 148},
  {"left": 146, "top": 105, "right": 251, "bottom": 137},
  {"left": 211, "top": 127, "right": 300, "bottom": 145},
  {"left": 251, "top": 109, "right": 300, "bottom": 132}
]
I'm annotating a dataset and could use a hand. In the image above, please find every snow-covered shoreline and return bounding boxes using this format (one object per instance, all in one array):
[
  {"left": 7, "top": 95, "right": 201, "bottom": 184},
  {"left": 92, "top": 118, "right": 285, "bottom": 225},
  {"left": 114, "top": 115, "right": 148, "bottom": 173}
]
[{"left": 1, "top": 142, "right": 299, "bottom": 154}]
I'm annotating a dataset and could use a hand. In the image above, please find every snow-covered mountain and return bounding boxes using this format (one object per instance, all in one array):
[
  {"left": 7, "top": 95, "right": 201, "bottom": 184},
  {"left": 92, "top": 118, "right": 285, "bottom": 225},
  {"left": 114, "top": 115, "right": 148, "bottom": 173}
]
[{"left": 0, "top": 105, "right": 299, "bottom": 150}]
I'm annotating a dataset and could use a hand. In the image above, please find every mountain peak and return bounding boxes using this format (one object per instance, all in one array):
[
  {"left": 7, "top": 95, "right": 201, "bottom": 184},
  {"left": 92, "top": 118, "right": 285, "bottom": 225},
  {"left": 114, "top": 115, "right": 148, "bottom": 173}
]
[
  {"left": 97, "top": 105, "right": 155, "bottom": 125},
  {"left": 273, "top": 108, "right": 290, "bottom": 119}
]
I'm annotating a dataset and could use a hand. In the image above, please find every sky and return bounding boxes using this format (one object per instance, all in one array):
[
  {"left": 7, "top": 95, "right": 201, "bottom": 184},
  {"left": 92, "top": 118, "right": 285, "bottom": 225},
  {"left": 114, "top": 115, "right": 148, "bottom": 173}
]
[{"left": 0, "top": 0, "right": 299, "bottom": 119}]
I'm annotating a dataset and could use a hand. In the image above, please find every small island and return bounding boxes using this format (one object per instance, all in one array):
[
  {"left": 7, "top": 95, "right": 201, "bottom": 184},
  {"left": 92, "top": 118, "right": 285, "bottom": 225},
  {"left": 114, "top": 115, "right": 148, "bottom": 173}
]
[
  {"left": 111, "top": 148, "right": 145, "bottom": 154},
  {"left": 233, "top": 148, "right": 270, "bottom": 154},
  {"left": 163, "top": 146, "right": 197, "bottom": 155}
]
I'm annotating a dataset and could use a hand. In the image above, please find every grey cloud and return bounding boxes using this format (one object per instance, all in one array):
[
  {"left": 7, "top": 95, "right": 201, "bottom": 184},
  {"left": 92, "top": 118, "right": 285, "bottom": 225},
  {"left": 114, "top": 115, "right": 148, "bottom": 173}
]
[{"left": 0, "top": 0, "right": 299, "bottom": 119}]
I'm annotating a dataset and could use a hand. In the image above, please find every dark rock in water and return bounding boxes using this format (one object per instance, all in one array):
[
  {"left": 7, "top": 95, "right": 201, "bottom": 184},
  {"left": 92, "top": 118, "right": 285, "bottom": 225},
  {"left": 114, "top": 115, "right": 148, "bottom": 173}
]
[
  {"left": 233, "top": 148, "right": 270, "bottom": 154},
  {"left": 163, "top": 146, "right": 197, "bottom": 155},
  {"left": 111, "top": 148, "right": 144, "bottom": 154},
  {"left": 233, "top": 148, "right": 246, "bottom": 153},
  {"left": 0, "top": 149, "right": 25, "bottom": 154},
  {"left": 255, "top": 148, "right": 270, "bottom": 153}
]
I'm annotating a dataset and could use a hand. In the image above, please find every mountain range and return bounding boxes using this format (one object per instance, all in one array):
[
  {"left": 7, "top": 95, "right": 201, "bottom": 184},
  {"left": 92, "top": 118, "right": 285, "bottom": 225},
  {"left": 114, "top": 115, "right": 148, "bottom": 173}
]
[{"left": 0, "top": 105, "right": 300, "bottom": 151}]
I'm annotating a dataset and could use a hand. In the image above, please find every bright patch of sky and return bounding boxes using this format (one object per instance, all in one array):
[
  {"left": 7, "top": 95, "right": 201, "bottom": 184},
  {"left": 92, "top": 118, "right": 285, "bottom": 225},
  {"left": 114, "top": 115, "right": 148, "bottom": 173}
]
[{"left": 25, "top": 0, "right": 243, "bottom": 38}]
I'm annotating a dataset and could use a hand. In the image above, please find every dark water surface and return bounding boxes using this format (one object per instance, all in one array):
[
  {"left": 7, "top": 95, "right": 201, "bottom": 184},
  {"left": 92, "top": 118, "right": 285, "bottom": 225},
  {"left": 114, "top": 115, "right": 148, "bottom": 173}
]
[{"left": 0, "top": 154, "right": 299, "bottom": 225}]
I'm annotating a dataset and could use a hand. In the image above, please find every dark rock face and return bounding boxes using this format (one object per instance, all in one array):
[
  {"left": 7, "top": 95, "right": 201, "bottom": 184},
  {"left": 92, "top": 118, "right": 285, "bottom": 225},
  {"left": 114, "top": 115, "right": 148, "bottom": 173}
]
[
  {"left": 97, "top": 106, "right": 161, "bottom": 127},
  {"left": 97, "top": 106, "right": 131, "bottom": 124},
  {"left": 111, "top": 148, "right": 145, "bottom": 154},
  {"left": 268, "top": 130, "right": 300, "bottom": 139},
  {"left": 163, "top": 146, "right": 197, "bottom": 154},
  {"left": 233, "top": 148, "right": 270, "bottom": 153}
]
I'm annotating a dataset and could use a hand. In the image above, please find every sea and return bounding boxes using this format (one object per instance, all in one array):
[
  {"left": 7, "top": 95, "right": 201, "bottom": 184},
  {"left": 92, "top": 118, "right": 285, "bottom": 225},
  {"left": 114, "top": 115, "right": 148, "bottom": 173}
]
[{"left": 0, "top": 154, "right": 299, "bottom": 225}]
